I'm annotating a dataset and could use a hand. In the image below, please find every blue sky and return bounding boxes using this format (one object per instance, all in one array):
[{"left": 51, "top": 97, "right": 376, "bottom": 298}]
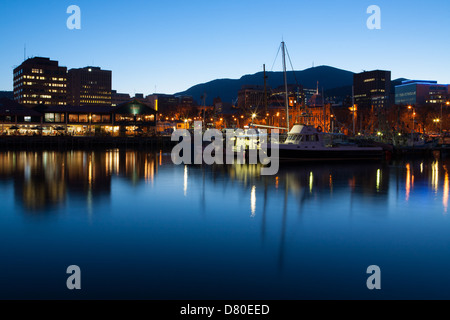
[{"left": 1, "top": 0, "right": 449, "bottom": 95}]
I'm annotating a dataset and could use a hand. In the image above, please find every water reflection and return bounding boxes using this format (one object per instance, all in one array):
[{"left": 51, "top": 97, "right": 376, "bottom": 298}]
[
  {"left": 1, "top": 150, "right": 450, "bottom": 219},
  {"left": 0, "top": 150, "right": 159, "bottom": 212},
  {"left": 2, "top": 151, "right": 450, "bottom": 298}
]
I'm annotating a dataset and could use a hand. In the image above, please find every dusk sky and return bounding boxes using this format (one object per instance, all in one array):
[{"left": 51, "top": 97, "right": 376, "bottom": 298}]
[{"left": 1, "top": 0, "right": 449, "bottom": 95}]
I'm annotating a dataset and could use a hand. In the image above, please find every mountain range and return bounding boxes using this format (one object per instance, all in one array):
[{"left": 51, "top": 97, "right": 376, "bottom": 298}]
[{"left": 176, "top": 66, "right": 406, "bottom": 105}]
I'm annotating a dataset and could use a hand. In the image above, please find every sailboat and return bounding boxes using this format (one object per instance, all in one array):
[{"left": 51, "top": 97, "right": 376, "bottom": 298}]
[{"left": 260, "top": 41, "right": 384, "bottom": 161}]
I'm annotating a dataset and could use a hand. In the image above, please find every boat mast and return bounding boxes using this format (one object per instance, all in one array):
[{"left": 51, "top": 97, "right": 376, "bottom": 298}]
[
  {"left": 352, "top": 85, "right": 356, "bottom": 136},
  {"left": 282, "top": 41, "right": 289, "bottom": 131},
  {"left": 263, "top": 64, "right": 268, "bottom": 122}
]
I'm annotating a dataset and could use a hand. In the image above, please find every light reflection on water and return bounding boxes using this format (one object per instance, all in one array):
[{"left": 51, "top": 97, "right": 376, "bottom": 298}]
[{"left": 0, "top": 150, "right": 450, "bottom": 299}]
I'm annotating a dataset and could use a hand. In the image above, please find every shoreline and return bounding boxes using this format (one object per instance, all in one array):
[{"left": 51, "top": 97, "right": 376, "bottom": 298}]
[{"left": 0, "top": 135, "right": 177, "bottom": 151}]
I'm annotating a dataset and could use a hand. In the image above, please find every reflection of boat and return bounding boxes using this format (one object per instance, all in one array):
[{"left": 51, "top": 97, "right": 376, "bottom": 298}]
[{"left": 266, "top": 124, "right": 384, "bottom": 161}]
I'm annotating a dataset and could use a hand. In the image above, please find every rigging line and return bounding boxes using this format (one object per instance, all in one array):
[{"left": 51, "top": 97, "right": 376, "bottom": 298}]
[
  {"left": 270, "top": 43, "right": 282, "bottom": 72},
  {"left": 285, "top": 44, "right": 300, "bottom": 86}
]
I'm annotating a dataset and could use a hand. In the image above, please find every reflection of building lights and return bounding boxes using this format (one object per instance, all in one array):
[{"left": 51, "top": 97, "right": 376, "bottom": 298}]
[
  {"left": 88, "top": 158, "right": 93, "bottom": 188},
  {"left": 432, "top": 161, "right": 439, "bottom": 193},
  {"left": 309, "top": 172, "right": 313, "bottom": 193},
  {"left": 184, "top": 165, "right": 188, "bottom": 196},
  {"left": 420, "top": 162, "right": 423, "bottom": 173},
  {"left": 250, "top": 185, "right": 256, "bottom": 217},
  {"left": 406, "top": 163, "right": 411, "bottom": 201},
  {"left": 444, "top": 167, "right": 449, "bottom": 214},
  {"left": 376, "top": 169, "right": 381, "bottom": 192}
]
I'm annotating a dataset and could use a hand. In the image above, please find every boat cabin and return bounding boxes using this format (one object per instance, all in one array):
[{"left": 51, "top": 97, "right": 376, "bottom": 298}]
[{"left": 284, "top": 125, "right": 323, "bottom": 147}]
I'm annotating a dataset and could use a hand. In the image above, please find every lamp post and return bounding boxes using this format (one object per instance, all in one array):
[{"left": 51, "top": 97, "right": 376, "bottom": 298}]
[
  {"left": 441, "top": 101, "right": 450, "bottom": 135},
  {"left": 434, "top": 118, "right": 440, "bottom": 133},
  {"left": 408, "top": 105, "right": 415, "bottom": 132},
  {"left": 408, "top": 105, "right": 415, "bottom": 146},
  {"left": 251, "top": 113, "right": 256, "bottom": 126}
]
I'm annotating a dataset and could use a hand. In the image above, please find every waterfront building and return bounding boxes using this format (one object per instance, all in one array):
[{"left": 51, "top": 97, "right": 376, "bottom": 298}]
[
  {"left": 395, "top": 80, "right": 450, "bottom": 106},
  {"left": 41, "top": 99, "right": 156, "bottom": 135},
  {"left": 0, "top": 99, "right": 156, "bottom": 136},
  {"left": 13, "top": 57, "right": 68, "bottom": 106},
  {"left": 354, "top": 70, "right": 391, "bottom": 110},
  {"left": 0, "top": 98, "right": 42, "bottom": 134},
  {"left": 67, "top": 67, "right": 112, "bottom": 106}
]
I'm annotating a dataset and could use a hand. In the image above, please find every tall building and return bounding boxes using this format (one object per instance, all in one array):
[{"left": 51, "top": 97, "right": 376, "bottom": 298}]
[
  {"left": 67, "top": 67, "right": 112, "bottom": 106},
  {"left": 237, "top": 85, "right": 267, "bottom": 109},
  {"left": 111, "top": 90, "right": 131, "bottom": 107},
  {"left": 354, "top": 70, "right": 391, "bottom": 109},
  {"left": 13, "top": 57, "right": 67, "bottom": 106},
  {"left": 395, "top": 80, "right": 450, "bottom": 106}
]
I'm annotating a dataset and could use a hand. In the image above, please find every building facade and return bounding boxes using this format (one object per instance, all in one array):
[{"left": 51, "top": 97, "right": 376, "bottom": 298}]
[
  {"left": 354, "top": 70, "right": 391, "bottom": 109},
  {"left": 395, "top": 80, "right": 450, "bottom": 106},
  {"left": 111, "top": 90, "right": 131, "bottom": 107},
  {"left": 237, "top": 85, "right": 267, "bottom": 110},
  {"left": 67, "top": 67, "right": 112, "bottom": 106},
  {"left": 13, "top": 57, "right": 68, "bottom": 106}
]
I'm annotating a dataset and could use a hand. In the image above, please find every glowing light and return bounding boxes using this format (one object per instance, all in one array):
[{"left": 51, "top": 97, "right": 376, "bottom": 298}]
[
  {"left": 183, "top": 165, "right": 188, "bottom": 196},
  {"left": 444, "top": 167, "right": 449, "bottom": 214},
  {"left": 309, "top": 172, "right": 314, "bottom": 193},
  {"left": 406, "top": 163, "right": 411, "bottom": 201},
  {"left": 432, "top": 161, "right": 439, "bottom": 193},
  {"left": 250, "top": 185, "right": 256, "bottom": 217},
  {"left": 376, "top": 169, "right": 381, "bottom": 192}
]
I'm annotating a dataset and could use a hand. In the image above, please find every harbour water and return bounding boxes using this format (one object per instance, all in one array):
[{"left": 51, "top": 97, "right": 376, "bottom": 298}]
[{"left": 0, "top": 150, "right": 449, "bottom": 299}]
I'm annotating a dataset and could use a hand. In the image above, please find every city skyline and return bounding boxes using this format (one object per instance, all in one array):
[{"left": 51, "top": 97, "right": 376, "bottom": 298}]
[{"left": 1, "top": 0, "right": 450, "bottom": 96}]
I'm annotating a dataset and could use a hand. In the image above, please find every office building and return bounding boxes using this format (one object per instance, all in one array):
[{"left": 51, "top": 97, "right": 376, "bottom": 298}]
[
  {"left": 354, "top": 70, "right": 391, "bottom": 109},
  {"left": 67, "top": 67, "right": 112, "bottom": 106},
  {"left": 395, "top": 80, "right": 450, "bottom": 105},
  {"left": 13, "top": 57, "right": 67, "bottom": 106}
]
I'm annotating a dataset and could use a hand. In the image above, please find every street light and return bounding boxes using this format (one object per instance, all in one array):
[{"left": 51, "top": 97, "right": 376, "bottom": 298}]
[
  {"left": 408, "top": 105, "right": 415, "bottom": 133},
  {"left": 441, "top": 101, "right": 450, "bottom": 135}
]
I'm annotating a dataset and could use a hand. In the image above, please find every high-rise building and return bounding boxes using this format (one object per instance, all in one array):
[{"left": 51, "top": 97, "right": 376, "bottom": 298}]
[
  {"left": 13, "top": 57, "right": 68, "bottom": 106},
  {"left": 67, "top": 67, "right": 112, "bottom": 106},
  {"left": 353, "top": 70, "right": 391, "bottom": 109}
]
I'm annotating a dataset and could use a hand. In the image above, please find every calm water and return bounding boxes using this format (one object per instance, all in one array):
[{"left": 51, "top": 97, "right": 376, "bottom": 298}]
[{"left": 0, "top": 150, "right": 449, "bottom": 299}]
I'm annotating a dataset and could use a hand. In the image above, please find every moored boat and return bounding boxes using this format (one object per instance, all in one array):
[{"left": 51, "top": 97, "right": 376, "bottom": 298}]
[{"left": 264, "top": 124, "right": 384, "bottom": 161}]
